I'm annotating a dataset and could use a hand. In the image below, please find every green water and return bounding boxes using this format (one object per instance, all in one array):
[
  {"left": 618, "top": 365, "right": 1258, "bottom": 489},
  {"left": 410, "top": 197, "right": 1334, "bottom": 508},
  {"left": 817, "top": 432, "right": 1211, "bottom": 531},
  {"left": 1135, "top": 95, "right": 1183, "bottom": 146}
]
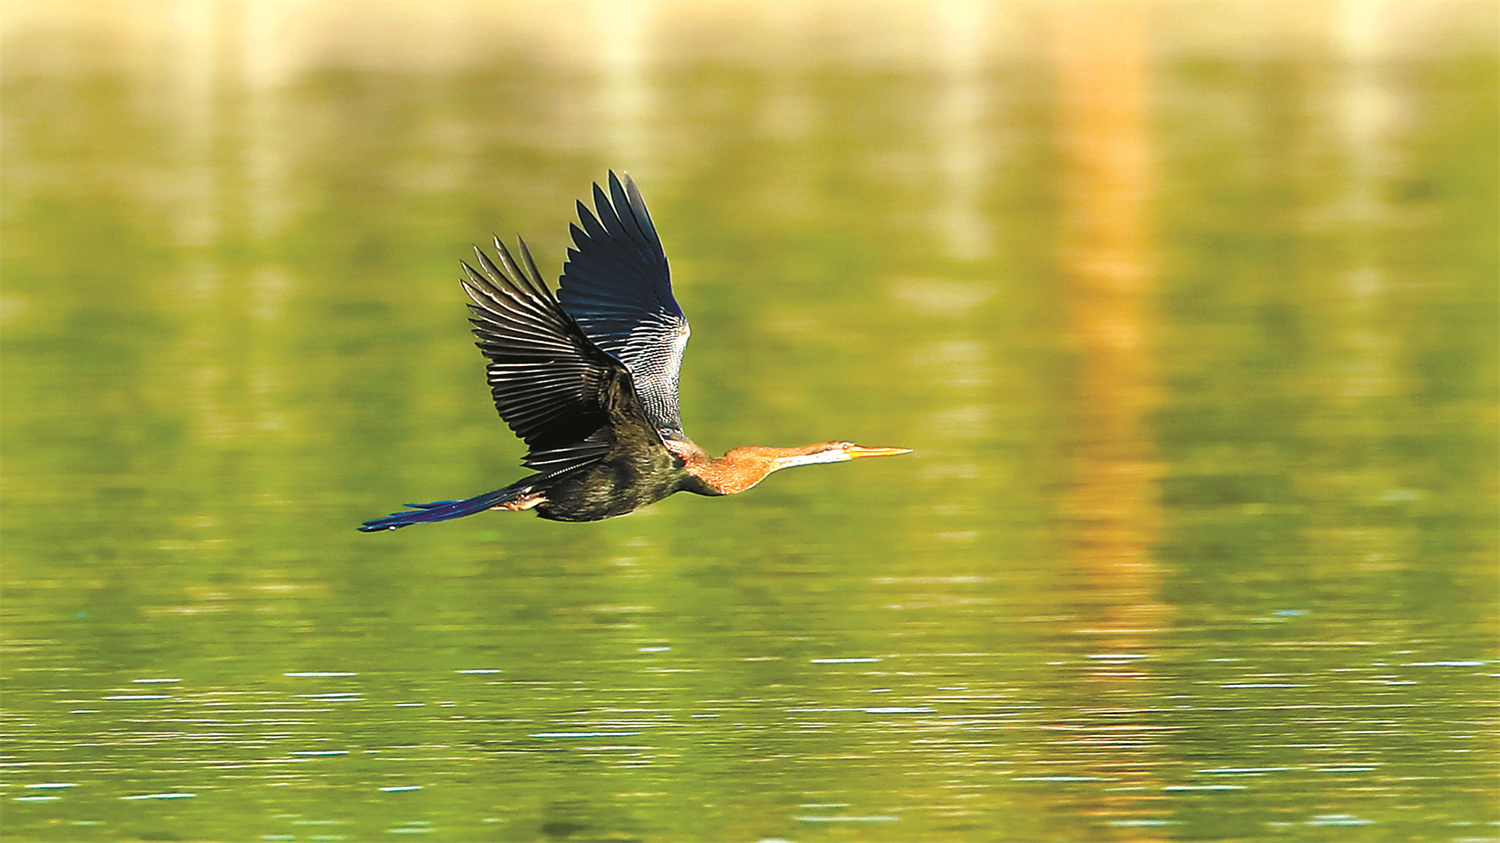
[{"left": 3, "top": 4, "right": 1496, "bottom": 841}]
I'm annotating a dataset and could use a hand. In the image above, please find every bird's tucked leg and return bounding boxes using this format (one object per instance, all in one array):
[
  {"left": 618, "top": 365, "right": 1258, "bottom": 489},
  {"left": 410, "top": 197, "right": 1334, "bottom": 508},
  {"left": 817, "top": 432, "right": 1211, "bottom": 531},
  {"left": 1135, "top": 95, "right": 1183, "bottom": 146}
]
[{"left": 493, "top": 492, "right": 544, "bottom": 511}]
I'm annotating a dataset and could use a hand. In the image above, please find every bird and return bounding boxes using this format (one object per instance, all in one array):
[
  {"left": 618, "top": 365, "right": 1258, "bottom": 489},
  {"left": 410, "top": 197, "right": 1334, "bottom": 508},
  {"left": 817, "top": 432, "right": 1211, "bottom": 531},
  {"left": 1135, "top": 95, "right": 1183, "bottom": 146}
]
[{"left": 359, "top": 172, "right": 909, "bottom": 531}]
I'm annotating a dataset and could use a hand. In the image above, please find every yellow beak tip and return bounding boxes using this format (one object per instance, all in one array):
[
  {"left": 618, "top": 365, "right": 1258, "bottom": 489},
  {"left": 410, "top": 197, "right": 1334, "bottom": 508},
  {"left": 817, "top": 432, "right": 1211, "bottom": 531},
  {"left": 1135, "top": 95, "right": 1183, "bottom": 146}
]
[{"left": 848, "top": 446, "right": 913, "bottom": 459}]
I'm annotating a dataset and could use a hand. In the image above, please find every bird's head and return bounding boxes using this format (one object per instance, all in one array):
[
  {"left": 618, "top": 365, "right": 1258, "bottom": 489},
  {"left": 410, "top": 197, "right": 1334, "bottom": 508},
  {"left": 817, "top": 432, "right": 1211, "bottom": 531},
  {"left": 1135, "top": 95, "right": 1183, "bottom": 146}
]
[{"left": 699, "top": 441, "right": 911, "bottom": 495}]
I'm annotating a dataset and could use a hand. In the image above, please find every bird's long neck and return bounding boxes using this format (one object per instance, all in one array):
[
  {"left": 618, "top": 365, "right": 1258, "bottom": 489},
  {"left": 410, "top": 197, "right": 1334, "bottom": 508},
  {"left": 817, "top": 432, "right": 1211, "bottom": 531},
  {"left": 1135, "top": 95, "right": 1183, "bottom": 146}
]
[{"left": 668, "top": 441, "right": 832, "bottom": 496}]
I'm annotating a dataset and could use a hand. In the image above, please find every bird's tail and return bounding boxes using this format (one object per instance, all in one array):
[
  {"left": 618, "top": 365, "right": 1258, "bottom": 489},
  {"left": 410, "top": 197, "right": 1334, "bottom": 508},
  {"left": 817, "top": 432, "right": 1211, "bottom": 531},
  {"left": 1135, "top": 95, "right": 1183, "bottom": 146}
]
[{"left": 358, "top": 479, "right": 538, "bottom": 532}]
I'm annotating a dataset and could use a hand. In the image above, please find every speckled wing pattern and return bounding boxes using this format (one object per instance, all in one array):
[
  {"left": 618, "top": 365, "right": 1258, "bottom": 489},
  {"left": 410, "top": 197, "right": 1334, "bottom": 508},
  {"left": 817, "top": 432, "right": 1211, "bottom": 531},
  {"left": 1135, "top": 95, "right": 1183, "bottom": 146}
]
[
  {"left": 462, "top": 237, "right": 639, "bottom": 476},
  {"left": 556, "top": 171, "right": 691, "bottom": 439}
]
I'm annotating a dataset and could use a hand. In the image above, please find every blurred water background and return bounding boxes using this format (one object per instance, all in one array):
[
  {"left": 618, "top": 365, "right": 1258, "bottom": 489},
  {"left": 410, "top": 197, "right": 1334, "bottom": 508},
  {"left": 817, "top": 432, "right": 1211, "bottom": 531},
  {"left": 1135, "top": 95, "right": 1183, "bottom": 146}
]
[{"left": 2, "top": 1, "right": 1496, "bottom": 840}]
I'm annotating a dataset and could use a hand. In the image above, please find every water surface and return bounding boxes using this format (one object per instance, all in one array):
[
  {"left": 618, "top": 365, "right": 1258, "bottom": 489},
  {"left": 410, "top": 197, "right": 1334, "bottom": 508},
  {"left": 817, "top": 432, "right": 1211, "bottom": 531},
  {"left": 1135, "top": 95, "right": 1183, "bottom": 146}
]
[{"left": 3, "top": 3, "right": 1496, "bottom": 841}]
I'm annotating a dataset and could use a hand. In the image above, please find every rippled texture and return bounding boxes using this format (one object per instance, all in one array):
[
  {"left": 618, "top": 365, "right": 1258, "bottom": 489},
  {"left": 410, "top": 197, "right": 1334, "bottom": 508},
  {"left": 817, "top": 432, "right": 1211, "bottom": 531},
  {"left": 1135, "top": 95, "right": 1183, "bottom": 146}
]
[{"left": 2, "top": 2, "right": 1496, "bottom": 841}]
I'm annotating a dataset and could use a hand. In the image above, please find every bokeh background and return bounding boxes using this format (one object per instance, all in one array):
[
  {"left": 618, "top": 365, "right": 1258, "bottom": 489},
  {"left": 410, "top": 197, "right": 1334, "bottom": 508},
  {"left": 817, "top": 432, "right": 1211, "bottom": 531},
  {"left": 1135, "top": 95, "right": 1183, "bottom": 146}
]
[{"left": 3, "top": 1, "right": 1496, "bottom": 841}]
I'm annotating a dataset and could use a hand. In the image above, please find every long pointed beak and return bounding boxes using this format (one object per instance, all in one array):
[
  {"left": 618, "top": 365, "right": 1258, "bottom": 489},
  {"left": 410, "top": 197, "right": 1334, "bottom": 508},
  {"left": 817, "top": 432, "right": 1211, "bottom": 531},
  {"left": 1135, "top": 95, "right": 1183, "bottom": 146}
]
[{"left": 846, "top": 445, "right": 913, "bottom": 459}]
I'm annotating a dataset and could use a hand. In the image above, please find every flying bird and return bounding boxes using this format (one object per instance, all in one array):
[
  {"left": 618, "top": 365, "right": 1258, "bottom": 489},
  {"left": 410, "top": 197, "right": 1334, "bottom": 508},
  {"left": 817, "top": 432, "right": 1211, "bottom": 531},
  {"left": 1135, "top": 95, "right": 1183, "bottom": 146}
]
[{"left": 359, "top": 172, "right": 908, "bottom": 531}]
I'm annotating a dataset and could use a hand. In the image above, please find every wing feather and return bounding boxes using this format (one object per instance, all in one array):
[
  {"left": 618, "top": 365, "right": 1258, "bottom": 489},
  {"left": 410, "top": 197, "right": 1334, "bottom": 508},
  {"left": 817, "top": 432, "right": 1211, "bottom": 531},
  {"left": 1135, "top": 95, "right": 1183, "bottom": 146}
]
[
  {"left": 556, "top": 171, "right": 690, "bottom": 438},
  {"left": 462, "top": 237, "right": 656, "bottom": 474}
]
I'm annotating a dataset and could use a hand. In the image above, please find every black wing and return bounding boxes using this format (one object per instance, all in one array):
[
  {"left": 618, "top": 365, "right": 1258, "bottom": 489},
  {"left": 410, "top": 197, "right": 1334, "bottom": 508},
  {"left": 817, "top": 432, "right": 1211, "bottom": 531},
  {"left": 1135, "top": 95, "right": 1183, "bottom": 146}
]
[
  {"left": 556, "top": 171, "right": 691, "bottom": 439},
  {"left": 462, "top": 237, "right": 653, "bottom": 476}
]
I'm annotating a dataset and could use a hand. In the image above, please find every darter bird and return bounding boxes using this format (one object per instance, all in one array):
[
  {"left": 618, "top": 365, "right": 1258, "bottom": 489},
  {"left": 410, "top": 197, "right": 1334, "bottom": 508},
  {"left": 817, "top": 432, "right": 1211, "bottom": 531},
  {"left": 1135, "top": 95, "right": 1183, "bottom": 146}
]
[{"left": 359, "top": 172, "right": 909, "bottom": 531}]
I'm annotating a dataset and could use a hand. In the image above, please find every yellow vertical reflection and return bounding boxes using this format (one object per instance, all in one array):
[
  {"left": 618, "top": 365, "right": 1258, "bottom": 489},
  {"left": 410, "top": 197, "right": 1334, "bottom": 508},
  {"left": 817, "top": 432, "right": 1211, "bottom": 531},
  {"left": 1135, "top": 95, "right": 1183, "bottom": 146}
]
[
  {"left": 934, "top": 0, "right": 993, "bottom": 262},
  {"left": 1056, "top": 1, "right": 1162, "bottom": 605},
  {"left": 594, "top": 1, "right": 658, "bottom": 173},
  {"left": 1054, "top": 4, "right": 1168, "bottom": 834}
]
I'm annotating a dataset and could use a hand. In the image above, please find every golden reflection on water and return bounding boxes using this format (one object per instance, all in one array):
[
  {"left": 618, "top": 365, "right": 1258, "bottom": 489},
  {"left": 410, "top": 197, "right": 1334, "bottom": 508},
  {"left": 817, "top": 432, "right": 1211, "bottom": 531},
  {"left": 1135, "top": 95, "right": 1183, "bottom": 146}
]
[
  {"left": 1055, "top": 3, "right": 1163, "bottom": 595},
  {"left": 1055, "top": 6, "right": 1170, "bottom": 837}
]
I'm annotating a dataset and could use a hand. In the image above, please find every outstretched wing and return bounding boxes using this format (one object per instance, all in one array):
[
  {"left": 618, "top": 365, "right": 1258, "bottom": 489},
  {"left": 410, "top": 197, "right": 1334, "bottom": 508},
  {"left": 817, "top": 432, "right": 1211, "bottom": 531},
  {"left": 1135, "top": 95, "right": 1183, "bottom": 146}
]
[
  {"left": 462, "top": 237, "right": 653, "bottom": 476},
  {"left": 556, "top": 171, "right": 690, "bottom": 439}
]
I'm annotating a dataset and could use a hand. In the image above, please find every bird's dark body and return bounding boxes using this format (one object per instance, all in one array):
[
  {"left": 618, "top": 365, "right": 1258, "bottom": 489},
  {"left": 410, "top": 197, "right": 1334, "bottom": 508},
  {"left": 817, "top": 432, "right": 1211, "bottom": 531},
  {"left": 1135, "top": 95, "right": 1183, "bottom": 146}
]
[
  {"left": 533, "top": 394, "right": 678, "bottom": 522},
  {"left": 517, "top": 355, "right": 716, "bottom": 522},
  {"left": 359, "top": 172, "right": 903, "bottom": 532},
  {"left": 532, "top": 444, "right": 688, "bottom": 522}
]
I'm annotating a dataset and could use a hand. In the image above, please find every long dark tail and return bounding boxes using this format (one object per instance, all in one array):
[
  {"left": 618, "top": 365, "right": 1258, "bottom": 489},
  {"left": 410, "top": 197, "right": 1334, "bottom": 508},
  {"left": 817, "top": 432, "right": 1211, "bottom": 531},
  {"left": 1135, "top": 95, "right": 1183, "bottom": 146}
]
[{"left": 358, "top": 479, "right": 537, "bottom": 532}]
